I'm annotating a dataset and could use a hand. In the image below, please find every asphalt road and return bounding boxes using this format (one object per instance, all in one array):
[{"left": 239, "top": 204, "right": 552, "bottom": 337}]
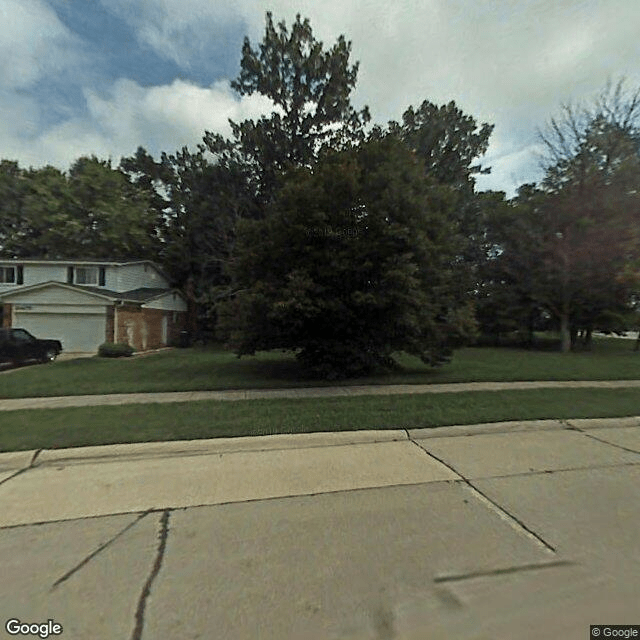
[{"left": 1, "top": 417, "right": 639, "bottom": 639}]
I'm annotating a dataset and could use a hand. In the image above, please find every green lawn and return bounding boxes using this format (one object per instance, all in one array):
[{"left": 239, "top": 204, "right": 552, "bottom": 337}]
[
  {"left": 1, "top": 387, "right": 639, "bottom": 452},
  {"left": 1, "top": 337, "right": 639, "bottom": 399}
]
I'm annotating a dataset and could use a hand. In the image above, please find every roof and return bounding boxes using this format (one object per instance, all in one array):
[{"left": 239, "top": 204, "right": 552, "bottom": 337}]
[
  {"left": 0, "top": 281, "right": 116, "bottom": 302},
  {"left": 0, "top": 281, "right": 185, "bottom": 304},
  {"left": 0, "top": 257, "right": 153, "bottom": 265},
  {"left": 80, "top": 286, "right": 177, "bottom": 303}
]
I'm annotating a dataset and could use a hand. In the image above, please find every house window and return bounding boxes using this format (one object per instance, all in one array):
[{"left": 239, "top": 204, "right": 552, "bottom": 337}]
[
  {"left": 70, "top": 266, "right": 106, "bottom": 286},
  {"left": 0, "top": 267, "right": 15, "bottom": 283},
  {"left": 75, "top": 267, "right": 98, "bottom": 285}
]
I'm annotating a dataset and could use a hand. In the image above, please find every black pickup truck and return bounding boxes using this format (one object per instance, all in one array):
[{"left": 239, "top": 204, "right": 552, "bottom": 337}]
[{"left": 0, "top": 328, "right": 63, "bottom": 365}]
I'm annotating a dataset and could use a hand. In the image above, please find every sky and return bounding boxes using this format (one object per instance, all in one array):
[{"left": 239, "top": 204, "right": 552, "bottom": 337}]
[{"left": 2, "top": 0, "right": 640, "bottom": 196}]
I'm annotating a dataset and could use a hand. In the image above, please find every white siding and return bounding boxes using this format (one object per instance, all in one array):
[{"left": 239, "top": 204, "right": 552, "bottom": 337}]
[
  {"left": 0, "top": 263, "right": 67, "bottom": 293},
  {"left": 103, "top": 266, "right": 119, "bottom": 290},
  {"left": 0, "top": 261, "right": 171, "bottom": 294},
  {"left": 0, "top": 282, "right": 19, "bottom": 293},
  {"left": 144, "top": 291, "right": 187, "bottom": 311},
  {"left": 3, "top": 285, "right": 109, "bottom": 306},
  {"left": 116, "top": 263, "right": 169, "bottom": 291},
  {"left": 23, "top": 263, "right": 69, "bottom": 285},
  {"left": 13, "top": 303, "right": 106, "bottom": 314}
]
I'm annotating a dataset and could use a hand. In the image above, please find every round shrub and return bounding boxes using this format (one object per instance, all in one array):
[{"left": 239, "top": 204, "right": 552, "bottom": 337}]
[{"left": 98, "top": 342, "right": 134, "bottom": 358}]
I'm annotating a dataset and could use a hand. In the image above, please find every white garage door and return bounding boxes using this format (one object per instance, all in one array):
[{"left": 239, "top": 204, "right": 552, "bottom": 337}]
[{"left": 14, "top": 312, "right": 107, "bottom": 353}]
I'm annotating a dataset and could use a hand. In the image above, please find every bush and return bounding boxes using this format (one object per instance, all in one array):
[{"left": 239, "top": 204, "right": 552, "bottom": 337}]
[{"left": 98, "top": 342, "right": 134, "bottom": 358}]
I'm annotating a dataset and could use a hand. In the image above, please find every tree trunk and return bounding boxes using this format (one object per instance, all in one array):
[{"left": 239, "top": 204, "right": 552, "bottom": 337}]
[
  {"left": 528, "top": 312, "right": 535, "bottom": 348},
  {"left": 185, "top": 276, "right": 198, "bottom": 334},
  {"left": 558, "top": 240, "right": 571, "bottom": 353},
  {"left": 570, "top": 326, "right": 578, "bottom": 350},
  {"left": 583, "top": 326, "right": 592, "bottom": 350},
  {"left": 560, "top": 311, "right": 571, "bottom": 353}
]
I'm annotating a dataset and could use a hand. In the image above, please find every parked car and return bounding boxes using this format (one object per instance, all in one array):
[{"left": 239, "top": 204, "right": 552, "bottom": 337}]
[{"left": 0, "top": 328, "right": 63, "bottom": 365}]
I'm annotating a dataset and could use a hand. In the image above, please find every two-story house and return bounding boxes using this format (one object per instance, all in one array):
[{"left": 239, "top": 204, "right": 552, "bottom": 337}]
[{"left": 0, "top": 259, "right": 187, "bottom": 353}]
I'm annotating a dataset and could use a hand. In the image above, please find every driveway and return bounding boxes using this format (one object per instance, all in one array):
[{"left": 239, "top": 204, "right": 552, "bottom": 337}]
[{"left": 1, "top": 418, "right": 639, "bottom": 639}]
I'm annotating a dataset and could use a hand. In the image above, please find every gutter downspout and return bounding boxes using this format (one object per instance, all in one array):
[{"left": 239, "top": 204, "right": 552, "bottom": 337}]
[{"left": 114, "top": 300, "right": 120, "bottom": 343}]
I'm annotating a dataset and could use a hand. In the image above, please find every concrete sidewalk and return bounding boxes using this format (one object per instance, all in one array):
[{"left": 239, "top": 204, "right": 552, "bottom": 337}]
[
  {"left": 1, "top": 416, "right": 640, "bottom": 639},
  {"left": 2, "top": 378, "right": 640, "bottom": 411}
]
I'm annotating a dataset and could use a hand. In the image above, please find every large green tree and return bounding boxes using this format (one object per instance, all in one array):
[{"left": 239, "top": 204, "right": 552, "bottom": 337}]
[
  {"left": 217, "top": 137, "right": 477, "bottom": 378},
  {"left": 479, "top": 82, "right": 640, "bottom": 352},
  {"left": 537, "top": 81, "right": 640, "bottom": 351},
  {"left": 0, "top": 160, "right": 34, "bottom": 256},
  {"left": 120, "top": 146, "right": 254, "bottom": 330},
  {"left": 203, "top": 12, "right": 370, "bottom": 208},
  {"left": 388, "top": 100, "right": 493, "bottom": 189},
  {"left": 66, "top": 156, "right": 159, "bottom": 260},
  {"left": 0, "top": 157, "right": 159, "bottom": 261},
  {"left": 386, "top": 100, "right": 494, "bottom": 296},
  {"left": 1, "top": 164, "right": 78, "bottom": 259},
  {"left": 477, "top": 185, "right": 572, "bottom": 346}
]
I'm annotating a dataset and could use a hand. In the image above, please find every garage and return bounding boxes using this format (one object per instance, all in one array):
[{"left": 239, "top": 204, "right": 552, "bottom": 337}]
[
  {"left": 1, "top": 279, "right": 187, "bottom": 353},
  {"left": 14, "top": 311, "right": 107, "bottom": 353},
  {"left": 1, "top": 283, "right": 112, "bottom": 353}
]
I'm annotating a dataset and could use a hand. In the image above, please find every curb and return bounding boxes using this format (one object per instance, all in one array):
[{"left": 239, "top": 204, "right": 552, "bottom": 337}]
[{"left": 1, "top": 416, "right": 639, "bottom": 472}]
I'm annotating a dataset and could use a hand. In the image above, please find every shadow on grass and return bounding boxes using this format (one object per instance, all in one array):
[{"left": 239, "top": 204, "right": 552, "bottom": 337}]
[
  {"left": 2, "top": 336, "right": 639, "bottom": 400},
  {"left": 473, "top": 334, "right": 563, "bottom": 351}
]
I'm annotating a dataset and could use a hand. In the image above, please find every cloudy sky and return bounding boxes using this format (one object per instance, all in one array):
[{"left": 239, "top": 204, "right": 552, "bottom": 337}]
[{"left": 3, "top": 0, "right": 639, "bottom": 195}]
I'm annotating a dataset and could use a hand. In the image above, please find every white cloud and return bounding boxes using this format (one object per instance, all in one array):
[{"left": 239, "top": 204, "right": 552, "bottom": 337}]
[
  {"left": 85, "top": 78, "right": 276, "bottom": 152},
  {"left": 95, "top": 0, "right": 640, "bottom": 119},
  {"left": 97, "top": 0, "right": 640, "bottom": 187},
  {"left": 3, "top": 0, "right": 640, "bottom": 192},
  {"left": 476, "top": 142, "right": 546, "bottom": 196},
  {"left": 99, "top": 0, "right": 248, "bottom": 68},
  {"left": 0, "top": 0, "right": 78, "bottom": 88},
  {"left": 7, "top": 78, "right": 277, "bottom": 169}
]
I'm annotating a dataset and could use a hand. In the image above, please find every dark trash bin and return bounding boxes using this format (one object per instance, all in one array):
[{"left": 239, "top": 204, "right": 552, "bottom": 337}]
[{"left": 178, "top": 330, "right": 192, "bottom": 348}]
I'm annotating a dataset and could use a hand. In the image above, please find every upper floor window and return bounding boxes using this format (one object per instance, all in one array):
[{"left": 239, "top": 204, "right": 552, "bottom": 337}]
[
  {"left": 0, "top": 266, "right": 23, "bottom": 284},
  {"left": 67, "top": 266, "right": 106, "bottom": 286},
  {"left": 75, "top": 267, "right": 98, "bottom": 285}
]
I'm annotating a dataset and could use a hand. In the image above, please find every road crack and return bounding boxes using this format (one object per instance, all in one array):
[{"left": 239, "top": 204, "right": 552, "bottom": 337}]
[
  {"left": 131, "top": 509, "right": 171, "bottom": 640},
  {"left": 51, "top": 510, "right": 153, "bottom": 590},
  {"left": 409, "top": 438, "right": 556, "bottom": 553},
  {"left": 574, "top": 428, "right": 640, "bottom": 455},
  {"left": 0, "top": 468, "right": 30, "bottom": 487},
  {"left": 0, "top": 449, "right": 43, "bottom": 488}
]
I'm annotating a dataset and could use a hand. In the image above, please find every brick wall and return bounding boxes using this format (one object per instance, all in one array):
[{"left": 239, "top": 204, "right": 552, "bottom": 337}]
[
  {"left": 168, "top": 311, "right": 187, "bottom": 344},
  {"left": 115, "top": 305, "right": 186, "bottom": 351},
  {"left": 115, "top": 306, "right": 146, "bottom": 350}
]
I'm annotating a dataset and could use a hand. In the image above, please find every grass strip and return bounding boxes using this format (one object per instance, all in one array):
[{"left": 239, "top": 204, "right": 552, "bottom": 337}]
[
  {"left": 1, "top": 339, "right": 640, "bottom": 399},
  {"left": 1, "top": 387, "right": 639, "bottom": 452}
]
